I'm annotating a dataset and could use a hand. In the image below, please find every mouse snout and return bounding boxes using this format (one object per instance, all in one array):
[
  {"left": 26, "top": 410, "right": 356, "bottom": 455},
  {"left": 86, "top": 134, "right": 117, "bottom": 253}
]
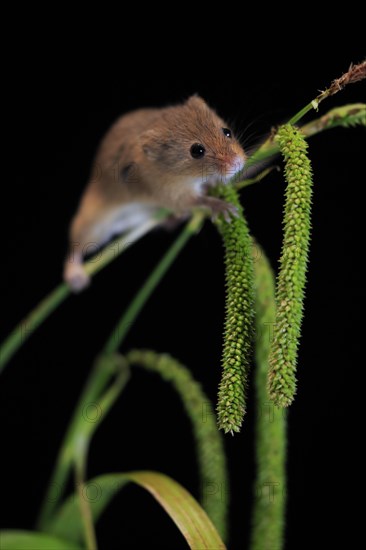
[
  {"left": 229, "top": 153, "right": 245, "bottom": 175},
  {"left": 216, "top": 153, "right": 245, "bottom": 180}
]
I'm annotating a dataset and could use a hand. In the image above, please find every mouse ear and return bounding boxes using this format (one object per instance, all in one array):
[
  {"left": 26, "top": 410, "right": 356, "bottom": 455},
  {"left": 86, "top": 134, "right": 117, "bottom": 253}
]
[
  {"left": 140, "top": 129, "right": 160, "bottom": 160},
  {"left": 186, "top": 95, "right": 208, "bottom": 109}
]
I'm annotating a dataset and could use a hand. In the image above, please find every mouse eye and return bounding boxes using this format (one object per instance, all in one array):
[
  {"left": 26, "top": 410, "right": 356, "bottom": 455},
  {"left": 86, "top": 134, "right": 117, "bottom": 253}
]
[
  {"left": 222, "top": 127, "right": 232, "bottom": 138},
  {"left": 190, "top": 143, "right": 206, "bottom": 159}
]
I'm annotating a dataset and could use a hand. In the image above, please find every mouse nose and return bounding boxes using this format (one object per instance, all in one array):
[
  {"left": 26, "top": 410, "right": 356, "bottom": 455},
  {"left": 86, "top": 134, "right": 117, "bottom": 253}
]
[
  {"left": 229, "top": 154, "right": 245, "bottom": 175},
  {"left": 218, "top": 154, "right": 245, "bottom": 179}
]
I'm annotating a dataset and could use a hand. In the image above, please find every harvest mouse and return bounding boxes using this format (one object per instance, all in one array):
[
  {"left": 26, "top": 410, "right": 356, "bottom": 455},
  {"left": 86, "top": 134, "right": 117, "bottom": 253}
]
[{"left": 64, "top": 95, "right": 246, "bottom": 291}]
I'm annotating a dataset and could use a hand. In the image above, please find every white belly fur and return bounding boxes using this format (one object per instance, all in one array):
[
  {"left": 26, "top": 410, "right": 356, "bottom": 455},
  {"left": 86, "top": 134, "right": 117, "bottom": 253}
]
[{"left": 92, "top": 203, "right": 158, "bottom": 245}]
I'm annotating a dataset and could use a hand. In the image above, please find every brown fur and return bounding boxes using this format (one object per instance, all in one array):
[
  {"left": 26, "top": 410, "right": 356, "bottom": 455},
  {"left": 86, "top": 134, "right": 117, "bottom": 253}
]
[{"left": 64, "top": 95, "right": 246, "bottom": 291}]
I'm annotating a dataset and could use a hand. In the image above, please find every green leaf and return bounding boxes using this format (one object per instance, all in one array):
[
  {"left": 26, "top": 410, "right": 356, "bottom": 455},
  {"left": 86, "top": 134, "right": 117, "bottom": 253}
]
[
  {"left": 0, "top": 530, "right": 83, "bottom": 550},
  {"left": 47, "top": 471, "right": 226, "bottom": 549}
]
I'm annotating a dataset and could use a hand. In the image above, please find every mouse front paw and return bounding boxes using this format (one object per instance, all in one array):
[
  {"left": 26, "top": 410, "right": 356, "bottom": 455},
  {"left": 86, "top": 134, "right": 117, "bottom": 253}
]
[
  {"left": 64, "top": 262, "right": 91, "bottom": 293},
  {"left": 215, "top": 201, "right": 239, "bottom": 223},
  {"left": 203, "top": 196, "right": 239, "bottom": 223}
]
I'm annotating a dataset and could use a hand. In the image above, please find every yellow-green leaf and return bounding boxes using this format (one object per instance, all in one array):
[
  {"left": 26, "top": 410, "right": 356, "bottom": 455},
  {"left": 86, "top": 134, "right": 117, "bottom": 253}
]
[{"left": 47, "top": 471, "right": 226, "bottom": 549}]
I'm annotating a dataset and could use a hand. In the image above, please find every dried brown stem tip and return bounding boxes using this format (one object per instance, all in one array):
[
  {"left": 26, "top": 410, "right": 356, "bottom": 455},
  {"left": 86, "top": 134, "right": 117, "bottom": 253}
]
[
  {"left": 329, "top": 60, "right": 366, "bottom": 94},
  {"left": 316, "top": 60, "right": 366, "bottom": 106}
]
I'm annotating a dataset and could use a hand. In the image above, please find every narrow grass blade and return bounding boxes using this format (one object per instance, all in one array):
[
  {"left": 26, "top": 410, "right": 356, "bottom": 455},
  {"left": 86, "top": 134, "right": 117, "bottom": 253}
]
[{"left": 46, "top": 471, "right": 226, "bottom": 549}]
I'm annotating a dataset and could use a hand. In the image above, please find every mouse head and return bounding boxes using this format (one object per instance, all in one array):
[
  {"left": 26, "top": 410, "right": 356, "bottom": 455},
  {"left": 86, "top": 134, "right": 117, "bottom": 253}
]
[{"left": 141, "top": 96, "right": 246, "bottom": 184}]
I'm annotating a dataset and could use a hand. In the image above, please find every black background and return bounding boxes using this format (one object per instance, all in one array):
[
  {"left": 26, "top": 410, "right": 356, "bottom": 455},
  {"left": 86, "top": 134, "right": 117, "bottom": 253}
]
[{"left": 1, "top": 17, "right": 365, "bottom": 550}]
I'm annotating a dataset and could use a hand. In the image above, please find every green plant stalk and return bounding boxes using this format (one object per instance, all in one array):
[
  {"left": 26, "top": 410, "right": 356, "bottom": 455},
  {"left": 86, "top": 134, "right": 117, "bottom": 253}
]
[
  {"left": 74, "top": 465, "right": 98, "bottom": 550},
  {"left": 250, "top": 242, "right": 286, "bottom": 550},
  {"left": 245, "top": 51, "right": 366, "bottom": 171},
  {"left": 236, "top": 166, "right": 279, "bottom": 190},
  {"left": 126, "top": 349, "right": 229, "bottom": 541},
  {"left": 37, "top": 356, "right": 124, "bottom": 528},
  {"left": 71, "top": 356, "right": 130, "bottom": 550},
  {"left": 239, "top": 103, "right": 366, "bottom": 186},
  {"left": 300, "top": 103, "right": 366, "bottom": 134},
  {"left": 0, "top": 217, "right": 161, "bottom": 374},
  {"left": 268, "top": 125, "right": 313, "bottom": 406},
  {"left": 1, "top": 99, "right": 364, "bottom": 376},
  {"left": 288, "top": 60, "right": 366, "bottom": 124},
  {"left": 214, "top": 185, "right": 255, "bottom": 433},
  {"left": 38, "top": 215, "right": 203, "bottom": 528},
  {"left": 0, "top": 285, "right": 70, "bottom": 374},
  {"left": 71, "top": 355, "right": 130, "bottom": 468},
  {"left": 104, "top": 211, "right": 205, "bottom": 354}
]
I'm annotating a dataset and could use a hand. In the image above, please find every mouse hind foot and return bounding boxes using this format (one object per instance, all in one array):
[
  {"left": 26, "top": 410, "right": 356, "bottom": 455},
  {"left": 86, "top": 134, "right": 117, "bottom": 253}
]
[{"left": 64, "top": 257, "right": 91, "bottom": 293}]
